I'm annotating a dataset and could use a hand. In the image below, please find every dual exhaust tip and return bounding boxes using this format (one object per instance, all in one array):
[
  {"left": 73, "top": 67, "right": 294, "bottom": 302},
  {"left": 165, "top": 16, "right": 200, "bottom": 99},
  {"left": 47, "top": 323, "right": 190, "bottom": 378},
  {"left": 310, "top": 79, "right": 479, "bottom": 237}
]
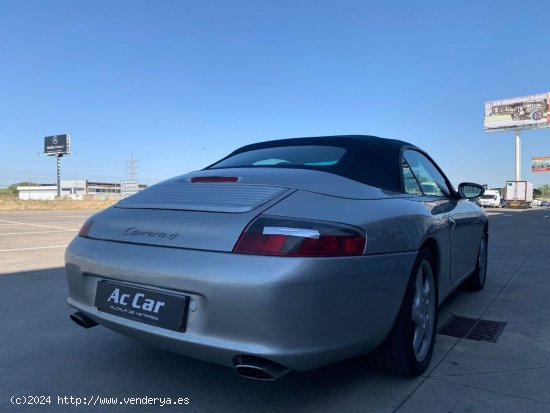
[
  {"left": 70, "top": 312, "right": 290, "bottom": 381},
  {"left": 234, "top": 355, "right": 290, "bottom": 381},
  {"left": 70, "top": 311, "right": 98, "bottom": 329}
]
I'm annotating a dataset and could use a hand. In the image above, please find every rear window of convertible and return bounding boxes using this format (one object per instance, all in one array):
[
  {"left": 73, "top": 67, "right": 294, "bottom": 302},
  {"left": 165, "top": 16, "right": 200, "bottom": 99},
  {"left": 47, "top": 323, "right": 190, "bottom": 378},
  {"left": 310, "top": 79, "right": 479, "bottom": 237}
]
[{"left": 209, "top": 146, "right": 346, "bottom": 169}]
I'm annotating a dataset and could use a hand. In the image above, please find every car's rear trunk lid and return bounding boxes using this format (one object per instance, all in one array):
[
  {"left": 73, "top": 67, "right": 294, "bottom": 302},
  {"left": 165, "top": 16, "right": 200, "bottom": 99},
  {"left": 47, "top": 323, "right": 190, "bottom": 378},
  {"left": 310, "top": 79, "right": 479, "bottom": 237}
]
[
  {"left": 84, "top": 168, "right": 403, "bottom": 252},
  {"left": 86, "top": 180, "right": 293, "bottom": 252}
]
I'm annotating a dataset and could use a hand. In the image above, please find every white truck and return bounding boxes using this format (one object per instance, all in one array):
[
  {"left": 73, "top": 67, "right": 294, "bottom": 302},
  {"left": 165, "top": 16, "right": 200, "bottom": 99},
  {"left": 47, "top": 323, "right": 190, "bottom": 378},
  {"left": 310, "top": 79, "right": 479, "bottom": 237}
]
[
  {"left": 479, "top": 189, "right": 502, "bottom": 208},
  {"left": 503, "top": 181, "right": 534, "bottom": 208}
]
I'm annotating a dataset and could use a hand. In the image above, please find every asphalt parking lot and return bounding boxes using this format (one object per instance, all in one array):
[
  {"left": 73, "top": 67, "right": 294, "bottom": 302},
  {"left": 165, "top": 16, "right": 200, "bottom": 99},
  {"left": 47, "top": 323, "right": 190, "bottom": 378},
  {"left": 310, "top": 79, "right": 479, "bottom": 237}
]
[{"left": 1, "top": 208, "right": 550, "bottom": 413}]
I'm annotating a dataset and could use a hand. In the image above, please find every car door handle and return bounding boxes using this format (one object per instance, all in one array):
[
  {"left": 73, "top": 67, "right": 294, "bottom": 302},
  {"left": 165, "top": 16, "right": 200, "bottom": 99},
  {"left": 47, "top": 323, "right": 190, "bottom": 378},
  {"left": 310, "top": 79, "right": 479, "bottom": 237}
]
[{"left": 448, "top": 216, "right": 457, "bottom": 230}]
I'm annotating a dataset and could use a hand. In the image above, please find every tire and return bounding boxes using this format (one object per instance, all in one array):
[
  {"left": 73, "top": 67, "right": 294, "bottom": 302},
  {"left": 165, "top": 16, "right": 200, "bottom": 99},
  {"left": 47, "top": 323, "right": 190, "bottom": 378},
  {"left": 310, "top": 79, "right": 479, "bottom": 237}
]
[
  {"left": 366, "top": 249, "right": 438, "bottom": 376},
  {"left": 465, "top": 231, "right": 488, "bottom": 291}
]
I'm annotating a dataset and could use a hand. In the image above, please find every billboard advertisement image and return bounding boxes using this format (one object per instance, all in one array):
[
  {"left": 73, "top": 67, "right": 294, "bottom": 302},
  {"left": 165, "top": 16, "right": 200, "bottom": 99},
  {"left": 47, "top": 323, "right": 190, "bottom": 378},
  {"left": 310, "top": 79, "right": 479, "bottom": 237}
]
[
  {"left": 120, "top": 180, "right": 140, "bottom": 197},
  {"left": 532, "top": 157, "right": 550, "bottom": 172},
  {"left": 484, "top": 92, "right": 549, "bottom": 132},
  {"left": 44, "top": 134, "right": 71, "bottom": 155}
]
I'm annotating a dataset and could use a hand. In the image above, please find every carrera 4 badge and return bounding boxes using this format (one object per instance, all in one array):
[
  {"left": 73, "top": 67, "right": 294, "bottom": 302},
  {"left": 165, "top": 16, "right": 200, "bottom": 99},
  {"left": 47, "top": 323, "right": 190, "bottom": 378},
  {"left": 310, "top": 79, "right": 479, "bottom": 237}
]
[{"left": 123, "top": 227, "right": 178, "bottom": 241}]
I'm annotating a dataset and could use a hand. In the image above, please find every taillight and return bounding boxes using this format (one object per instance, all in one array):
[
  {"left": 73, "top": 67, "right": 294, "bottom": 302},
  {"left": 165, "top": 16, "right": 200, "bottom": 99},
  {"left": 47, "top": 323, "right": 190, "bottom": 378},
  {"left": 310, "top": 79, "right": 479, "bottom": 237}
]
[
  {"left": 78, "top": 217, "right": 94, "bottom": 237},
  {"left": 234, "top": 216, "right": 366, "bottom": 257}
]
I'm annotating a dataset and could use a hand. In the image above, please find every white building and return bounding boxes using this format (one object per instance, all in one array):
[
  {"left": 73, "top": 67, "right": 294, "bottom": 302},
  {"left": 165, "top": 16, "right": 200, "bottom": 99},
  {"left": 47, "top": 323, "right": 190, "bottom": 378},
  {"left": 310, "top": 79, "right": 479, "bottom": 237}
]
[{"left": 17, "top": 180, "right": 147, "bottom": 201}]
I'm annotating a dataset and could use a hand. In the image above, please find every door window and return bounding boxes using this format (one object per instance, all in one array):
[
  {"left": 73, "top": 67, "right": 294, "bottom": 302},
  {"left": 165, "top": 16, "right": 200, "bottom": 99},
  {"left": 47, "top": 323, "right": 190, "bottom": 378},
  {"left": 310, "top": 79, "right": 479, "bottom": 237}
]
[
  {"left": 402, "top": 160, "right": 423, "bottom": 195},
  {"left": 403, "top": 150, "right": 451, "bottom": 198}
]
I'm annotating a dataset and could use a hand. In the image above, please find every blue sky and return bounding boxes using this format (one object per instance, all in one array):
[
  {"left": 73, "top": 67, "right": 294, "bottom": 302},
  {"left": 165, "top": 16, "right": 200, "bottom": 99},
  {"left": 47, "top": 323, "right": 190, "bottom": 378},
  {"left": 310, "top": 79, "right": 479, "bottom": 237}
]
[{"left": 0, "top": 0, "right": 549, "bottom": 188}]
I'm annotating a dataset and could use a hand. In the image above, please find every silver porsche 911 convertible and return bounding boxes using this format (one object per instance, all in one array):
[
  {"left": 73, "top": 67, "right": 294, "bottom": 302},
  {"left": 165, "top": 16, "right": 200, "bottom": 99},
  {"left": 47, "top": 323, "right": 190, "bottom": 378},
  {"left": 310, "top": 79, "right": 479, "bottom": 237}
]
[{"left": 66, "top": 135, "right": 488, "bottom": 380}]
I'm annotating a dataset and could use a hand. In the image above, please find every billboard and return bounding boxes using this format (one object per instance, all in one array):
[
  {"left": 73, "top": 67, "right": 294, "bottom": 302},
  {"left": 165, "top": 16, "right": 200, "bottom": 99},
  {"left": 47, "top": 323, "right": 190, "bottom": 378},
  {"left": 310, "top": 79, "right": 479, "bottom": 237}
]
[
  {"left": 44, "top": 134, "right": 71, "bottom": 155},
  {"left": 120, "top": 180, "right": 140, "bottom": 197},
  {"left": 484, "top": 92, "right": 549, "bottom": 132},
  {"left": 532, "top": 157, "right": 550, "bottom": 172}
]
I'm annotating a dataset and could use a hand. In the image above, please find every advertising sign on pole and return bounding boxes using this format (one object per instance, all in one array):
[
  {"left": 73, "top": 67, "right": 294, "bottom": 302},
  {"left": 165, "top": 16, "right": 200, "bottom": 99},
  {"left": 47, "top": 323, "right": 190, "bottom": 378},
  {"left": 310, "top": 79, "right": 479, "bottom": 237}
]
[
  {"left": 120, "top": 180, "right": 139, "bottom": 198},
  {"left": 44, "top": 134, "right": 71, "bottom": 155},
  {"left": 532, "top": 157, "right": 550, "bottom": 172},
  {"left": 484, "top": 93, "right": 549, "bottom": 132}
]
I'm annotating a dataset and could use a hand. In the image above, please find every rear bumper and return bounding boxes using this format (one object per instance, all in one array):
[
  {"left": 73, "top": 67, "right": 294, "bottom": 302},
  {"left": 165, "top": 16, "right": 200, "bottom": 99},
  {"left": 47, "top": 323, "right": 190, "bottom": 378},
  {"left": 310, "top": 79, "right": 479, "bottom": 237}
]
[{"left": 65, "top": 236, "right": 416, "bottom": 371}]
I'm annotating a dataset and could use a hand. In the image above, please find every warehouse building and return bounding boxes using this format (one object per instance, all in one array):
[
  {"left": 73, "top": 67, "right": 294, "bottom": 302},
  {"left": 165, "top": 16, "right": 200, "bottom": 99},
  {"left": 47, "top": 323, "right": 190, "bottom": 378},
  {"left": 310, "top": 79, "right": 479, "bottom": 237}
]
[{"left": 17, "top": 180, "right": 147, "bottom": 201}]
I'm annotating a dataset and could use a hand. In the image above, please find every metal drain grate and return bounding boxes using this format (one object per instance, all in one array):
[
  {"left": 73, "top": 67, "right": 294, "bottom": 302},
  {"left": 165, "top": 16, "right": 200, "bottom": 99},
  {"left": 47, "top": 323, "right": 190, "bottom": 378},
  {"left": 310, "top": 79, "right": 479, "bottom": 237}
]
[{"left": 438, "top": 316, "right": 506, "bottom": 343}]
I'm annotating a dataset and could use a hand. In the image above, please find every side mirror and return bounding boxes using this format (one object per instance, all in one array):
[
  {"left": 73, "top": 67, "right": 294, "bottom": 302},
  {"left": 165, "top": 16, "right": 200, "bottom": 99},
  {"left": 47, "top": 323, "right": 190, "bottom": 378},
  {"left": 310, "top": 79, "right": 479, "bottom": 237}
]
[{"left": 458, "top": 182, "right": 485, "bottom": 199}]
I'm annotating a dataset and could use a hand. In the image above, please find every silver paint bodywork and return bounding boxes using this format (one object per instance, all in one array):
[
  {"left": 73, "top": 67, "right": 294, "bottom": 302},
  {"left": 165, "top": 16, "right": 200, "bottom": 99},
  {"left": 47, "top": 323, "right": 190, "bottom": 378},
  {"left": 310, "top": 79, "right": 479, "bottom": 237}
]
[{"left": 65, "top": 166, "right": 487, "bottom": 371}]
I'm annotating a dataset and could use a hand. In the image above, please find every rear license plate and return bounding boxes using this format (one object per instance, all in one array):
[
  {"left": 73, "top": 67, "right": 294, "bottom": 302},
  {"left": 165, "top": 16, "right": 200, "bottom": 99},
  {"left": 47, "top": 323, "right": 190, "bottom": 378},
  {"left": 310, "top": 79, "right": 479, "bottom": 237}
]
[{"left": 95, "top": 281, "right": 188, "bottom": 331}]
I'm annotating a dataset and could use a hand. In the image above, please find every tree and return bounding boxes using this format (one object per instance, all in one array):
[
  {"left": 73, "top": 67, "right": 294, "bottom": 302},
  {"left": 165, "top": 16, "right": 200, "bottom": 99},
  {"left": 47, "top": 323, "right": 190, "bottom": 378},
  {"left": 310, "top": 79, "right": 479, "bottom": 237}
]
[{"left": 538, "top": 184, "right": 550, "bottom": 198}]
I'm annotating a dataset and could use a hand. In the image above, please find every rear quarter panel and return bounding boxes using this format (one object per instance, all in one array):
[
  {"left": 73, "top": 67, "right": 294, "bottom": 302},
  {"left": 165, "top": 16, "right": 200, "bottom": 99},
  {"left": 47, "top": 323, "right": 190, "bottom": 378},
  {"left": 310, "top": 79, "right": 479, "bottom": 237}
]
[
  {"left": 265, "top": 190, "right": 443, "bottom": 254},
  {"left": 265, "top": 191, "right": 452, "bottom": 299}
]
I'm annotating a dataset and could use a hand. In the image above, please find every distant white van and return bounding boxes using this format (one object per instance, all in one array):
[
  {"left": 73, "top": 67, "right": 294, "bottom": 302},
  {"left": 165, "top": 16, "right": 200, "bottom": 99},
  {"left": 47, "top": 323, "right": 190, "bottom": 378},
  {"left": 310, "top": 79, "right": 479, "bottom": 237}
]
[{"left": 480, "top": 190, "right": 501, "bottom": 208}]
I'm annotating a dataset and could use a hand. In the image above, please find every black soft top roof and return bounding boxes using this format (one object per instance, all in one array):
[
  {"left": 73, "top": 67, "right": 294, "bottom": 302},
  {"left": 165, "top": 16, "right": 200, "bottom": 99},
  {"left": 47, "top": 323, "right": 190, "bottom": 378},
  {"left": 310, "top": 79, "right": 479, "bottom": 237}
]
[{"left": 209, "top": 135, "right": 420, "bottom": 192}]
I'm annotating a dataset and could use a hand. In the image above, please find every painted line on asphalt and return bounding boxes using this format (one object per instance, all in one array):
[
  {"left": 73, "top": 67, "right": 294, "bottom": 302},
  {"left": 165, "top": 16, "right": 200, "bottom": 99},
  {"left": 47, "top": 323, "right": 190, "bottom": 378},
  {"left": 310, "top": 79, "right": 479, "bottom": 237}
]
[
  {"left": 12, "top": 218, "right": 91, "bottom": 222},
  {"left": 0, "top": 220, "right": 87, "bottom": 224},
  {"left": 50, "top": 215, "right": 92, "bottom": 218},
  {"left": 0, "top": 215, "right": 91, "bottom": 218},
  {"left": 0, "top": 219, "right": 76, "bottom": 230},
  {"left": 0, "top": 229, "right": 78, "bottom": 236},
  {"left": 0, "top": 245, "right": 68, "bottom": 253}
]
